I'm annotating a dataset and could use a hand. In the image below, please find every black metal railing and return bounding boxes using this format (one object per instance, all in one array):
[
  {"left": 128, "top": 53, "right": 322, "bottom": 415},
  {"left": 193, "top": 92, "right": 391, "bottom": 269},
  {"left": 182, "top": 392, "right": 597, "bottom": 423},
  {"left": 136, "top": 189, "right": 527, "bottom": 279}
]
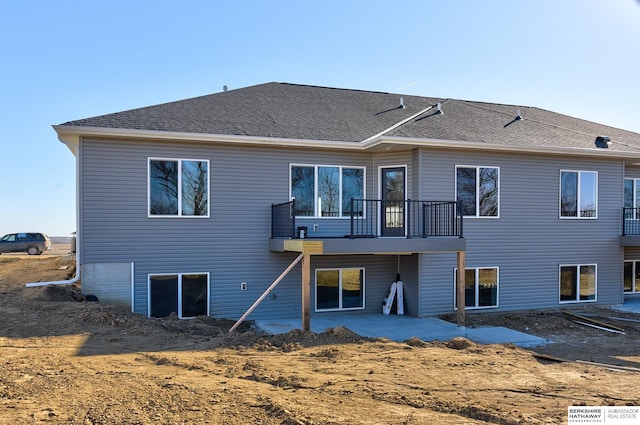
[
  {"left": 350, "top": 199, "right": 463, "bottom": 238},
  {"left": 271, "top": 200, "right": 296, "bottom": 238},
  {"left": 623, "top": 207, "right": 640, "bottom": 235},
  {"left": 272, "top": 199, "right": 463, "bottom": 239},
  {"left": 423, "top": 200, "right": 464, "bottom": 237}
]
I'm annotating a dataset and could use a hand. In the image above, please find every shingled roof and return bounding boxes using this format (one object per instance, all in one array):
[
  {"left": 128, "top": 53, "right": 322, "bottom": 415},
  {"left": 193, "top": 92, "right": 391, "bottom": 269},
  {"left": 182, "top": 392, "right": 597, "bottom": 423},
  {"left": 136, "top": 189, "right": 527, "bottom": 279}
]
[{"left": 58, "top": 82, "right": 640, "bottom": 154}]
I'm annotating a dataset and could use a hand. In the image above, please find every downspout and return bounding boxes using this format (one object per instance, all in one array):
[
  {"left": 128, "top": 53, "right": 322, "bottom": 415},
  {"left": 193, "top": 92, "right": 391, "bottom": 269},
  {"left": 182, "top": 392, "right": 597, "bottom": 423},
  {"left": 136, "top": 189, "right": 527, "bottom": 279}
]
[
  {"left": 26, "top": 134, "right": 81, "bottom": 288},
  {"left": 25, "top": 249, "right": 80, "bottom": 287}
]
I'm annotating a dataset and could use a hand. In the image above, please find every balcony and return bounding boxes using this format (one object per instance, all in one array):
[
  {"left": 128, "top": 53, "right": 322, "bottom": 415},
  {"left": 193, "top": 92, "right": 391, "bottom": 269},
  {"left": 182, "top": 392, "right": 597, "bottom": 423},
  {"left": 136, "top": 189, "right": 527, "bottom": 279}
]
[
  {"left": 622, "top": 207, "right": 640, "bottom": 246},
  {"left": 270, "top": 199, "right": 465, "bottom": 255}
]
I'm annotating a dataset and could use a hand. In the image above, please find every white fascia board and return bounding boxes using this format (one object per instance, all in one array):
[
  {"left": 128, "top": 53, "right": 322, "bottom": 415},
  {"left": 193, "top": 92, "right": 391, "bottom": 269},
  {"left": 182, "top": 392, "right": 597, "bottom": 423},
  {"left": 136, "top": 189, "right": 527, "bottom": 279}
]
[
  {"left": 52, "top": 125, "right": 363, "bottom": 151},
  {"left": 364, "top": 136, "right": 640, "bottom": 160},
  {"left": 56, "top": 132, "right": 80, "bottom": 156}
]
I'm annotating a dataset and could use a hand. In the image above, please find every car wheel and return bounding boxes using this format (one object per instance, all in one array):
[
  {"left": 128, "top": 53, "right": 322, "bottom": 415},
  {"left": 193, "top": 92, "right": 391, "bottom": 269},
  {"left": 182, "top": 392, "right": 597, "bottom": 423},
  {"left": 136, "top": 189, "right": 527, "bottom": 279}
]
[{"left": 27, "top": 246, "right": 40, "bottom": 255}]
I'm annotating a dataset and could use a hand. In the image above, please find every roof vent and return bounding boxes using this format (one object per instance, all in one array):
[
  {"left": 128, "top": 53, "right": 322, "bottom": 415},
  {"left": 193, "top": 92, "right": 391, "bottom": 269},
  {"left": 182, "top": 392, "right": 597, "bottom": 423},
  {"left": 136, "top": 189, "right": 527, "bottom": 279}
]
[
  {"left": 399, "top": 97, "right": 405, "bottom": 109},
  {"left": 595, "top": 136, "right": 611, "bottom": 149},
  {"left": 436, "top": 102, "right": 443, "bottom": 114},
  {"left": 516, "top": 108, "right": 523, "bottom": 120}
]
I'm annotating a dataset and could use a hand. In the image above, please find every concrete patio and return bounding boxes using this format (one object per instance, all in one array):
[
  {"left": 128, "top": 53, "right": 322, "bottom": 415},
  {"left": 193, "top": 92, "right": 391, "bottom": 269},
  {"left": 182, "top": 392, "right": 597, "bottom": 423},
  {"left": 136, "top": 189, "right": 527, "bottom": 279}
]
[
  {"left": 256, "top": 299, "right": 640, "bottom": 348},
  {"left": 255, "top": 313, "right": 549, "bottom": 348}
]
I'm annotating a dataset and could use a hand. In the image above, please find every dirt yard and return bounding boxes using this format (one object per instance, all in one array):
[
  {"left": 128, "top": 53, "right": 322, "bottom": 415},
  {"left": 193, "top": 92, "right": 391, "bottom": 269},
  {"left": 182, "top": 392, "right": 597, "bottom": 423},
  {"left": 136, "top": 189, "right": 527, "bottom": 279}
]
[{"left": 1, "top": 253, "right": 640, "bottom": 424}]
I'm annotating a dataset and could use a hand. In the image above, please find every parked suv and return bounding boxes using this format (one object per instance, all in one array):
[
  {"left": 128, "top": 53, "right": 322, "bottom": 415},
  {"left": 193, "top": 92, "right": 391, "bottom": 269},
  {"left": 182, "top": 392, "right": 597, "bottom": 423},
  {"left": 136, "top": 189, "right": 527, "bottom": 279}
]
[{"left": 0, "top": 233, "right": 52, "bottom": 255}]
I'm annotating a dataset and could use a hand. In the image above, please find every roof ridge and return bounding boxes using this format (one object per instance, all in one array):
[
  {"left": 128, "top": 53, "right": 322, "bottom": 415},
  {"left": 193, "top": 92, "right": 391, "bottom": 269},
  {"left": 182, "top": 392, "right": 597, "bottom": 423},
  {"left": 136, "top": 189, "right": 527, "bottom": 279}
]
[
  {"left": 275, "top": 82, "right": 444, "bottom": 99},
  {"left": 459, "top": 99, "right": 531, "bottom": 112}
]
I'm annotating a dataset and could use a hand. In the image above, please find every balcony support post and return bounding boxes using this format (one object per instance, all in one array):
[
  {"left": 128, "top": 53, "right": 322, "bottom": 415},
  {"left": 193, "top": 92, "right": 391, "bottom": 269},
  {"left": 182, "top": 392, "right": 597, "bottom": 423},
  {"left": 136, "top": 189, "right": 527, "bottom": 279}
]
[
  {"left": 301, "top": 251, "right": 311, "bottom": 332},
  {"left": 456, "top": 250, "right": 466, "bottom": 328}
]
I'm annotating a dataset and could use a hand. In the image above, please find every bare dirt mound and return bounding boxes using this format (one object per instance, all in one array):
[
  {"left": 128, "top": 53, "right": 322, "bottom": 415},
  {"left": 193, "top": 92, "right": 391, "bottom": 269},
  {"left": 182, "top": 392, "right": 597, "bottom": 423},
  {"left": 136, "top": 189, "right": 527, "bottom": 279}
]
[{"left": 2, "top": 256, "right": 640, "bottom": 424}]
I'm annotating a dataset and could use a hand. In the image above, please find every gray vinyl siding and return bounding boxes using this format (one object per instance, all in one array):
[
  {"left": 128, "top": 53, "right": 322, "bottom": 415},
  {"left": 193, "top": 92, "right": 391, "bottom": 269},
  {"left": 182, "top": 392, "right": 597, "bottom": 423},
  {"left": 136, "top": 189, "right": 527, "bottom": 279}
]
[
  {"left": 624, "top": 166, "right": 640, "bottom": 180},
  {"left": 372, "top": 150, "right": 414, "bottom": 198},
  {"left": 417, "top": 149, "right": 625, "bottom": 315},
  {"left": 624, "top": 247, "right": 640, "bottom": 260},
  {"left": 78, "top": 136, "right": 628, "bottom": 320},
  {"left": 310, "top": 255, "right": 404, "bottom": 315},
  {"left": 79, "top": 138, "right": 411, "bottom": 319}
]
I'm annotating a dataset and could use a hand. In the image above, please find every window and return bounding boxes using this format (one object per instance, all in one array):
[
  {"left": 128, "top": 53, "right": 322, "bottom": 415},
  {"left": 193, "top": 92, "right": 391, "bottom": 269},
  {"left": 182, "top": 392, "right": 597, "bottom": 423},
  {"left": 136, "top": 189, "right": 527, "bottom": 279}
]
[
  {"left": 454, "top": 267, "right": 499, "bottom": 309},
  {"left": 624, "top": 178, "right": 640, "bottom": 219},
  {"left": 148, "top": 273, "right": 209, "bottom": 318},
  {"left": 316, "top": 268, "right": 364, "bottom": 311},
  {"left": 559, "top": 264, "right": 596, "bottom": 303},
  {"left": 149, "top": 159, "right": 209, "bottom": 217},
  {"left": 560, "top": 170, "right": 597, "bottom": 218},
  {"left": 624, "top": 261, "right": 640, "bottom": 294},
  {"left": 291, "top": 165, "right": 365, "bottom": 217},
  {"left": 456, "top": 166, "right": 499, "bottom": 217}
]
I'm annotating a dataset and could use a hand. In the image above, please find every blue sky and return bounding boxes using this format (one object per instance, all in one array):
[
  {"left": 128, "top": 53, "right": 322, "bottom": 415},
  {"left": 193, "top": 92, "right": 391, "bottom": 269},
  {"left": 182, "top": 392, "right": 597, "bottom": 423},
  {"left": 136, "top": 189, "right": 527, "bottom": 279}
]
[{"left": 1, "top": 0, "right": 639, "bottom": 236}]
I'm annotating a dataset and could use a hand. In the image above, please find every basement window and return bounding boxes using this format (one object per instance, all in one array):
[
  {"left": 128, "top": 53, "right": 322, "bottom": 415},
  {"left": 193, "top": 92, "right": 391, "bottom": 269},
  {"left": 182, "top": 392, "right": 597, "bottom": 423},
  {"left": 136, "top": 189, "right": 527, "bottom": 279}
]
[
  {"left": 624, "top": 261, "right": 640, "bottom": 294},
  {"left": 454, "top": 267, "right": 499, "bottom": 309},
  {"left": 148, "top": 273, "right": 209, "bottom": 318},
  {"left": 559, "top": 264, "right": 596, "bottom": 303},
  {"left": 315, "top": 268, "right": 365, "bottom": 311}
]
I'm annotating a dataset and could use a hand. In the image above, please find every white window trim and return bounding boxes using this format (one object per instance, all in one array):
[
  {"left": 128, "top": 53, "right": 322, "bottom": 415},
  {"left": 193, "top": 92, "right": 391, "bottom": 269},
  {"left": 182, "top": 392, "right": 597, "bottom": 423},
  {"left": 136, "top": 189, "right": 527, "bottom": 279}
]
[
  {"left": 624, "top": 178, "right": 640, "bottom": 219},
  {"left": 624, "top": 178, "right": 638, "bottom": 205},
  {"left": 455, "top": 165, "right": 500, "bottom": 219},
  {"left": 147, "top": 272, "right": 210, "bottom": 318},
  {"left": 290, "top": 164, "right": 366, "bottom": 219},
  {"left": 559, "top": 170, "right": 598, "bottom": 220},
  {"left": 624, "top": 260, "right": 640, "bottom": 294},
  {"left": 315, "top": 267, "right": 366, "bottom": 312},
  {"left": 148, "top": 157, "right": 210, "bottom": 218},
  {"left": 453, "top": 266, "right": 500, "bottom": 310},
  {"left": 558, "top": 264, "right": 597, "bottom": 304}
]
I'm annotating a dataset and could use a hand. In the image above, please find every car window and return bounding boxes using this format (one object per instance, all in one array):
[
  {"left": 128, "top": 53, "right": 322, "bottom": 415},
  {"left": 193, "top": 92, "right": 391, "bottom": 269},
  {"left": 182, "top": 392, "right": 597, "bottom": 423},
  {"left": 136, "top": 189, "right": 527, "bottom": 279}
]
[
  {"left": 2, "top": 234, "right": 16, "bottom": 242},
  {"left": 17, "top": 233, "right": 27, "bottom": 241}
]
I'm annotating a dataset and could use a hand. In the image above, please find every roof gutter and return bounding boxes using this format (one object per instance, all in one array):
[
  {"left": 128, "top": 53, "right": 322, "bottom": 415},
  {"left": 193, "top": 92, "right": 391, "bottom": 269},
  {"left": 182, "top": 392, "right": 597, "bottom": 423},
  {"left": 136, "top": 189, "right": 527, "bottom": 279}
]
[
  {"left": 363, "top": 136, "right": 640, "bottom": 160},
  {"left": 53, "top": 125, "right": 363, "bottom": 151},
  {"left": 53, "top": 124, "right": 640, "bottom": 161}
]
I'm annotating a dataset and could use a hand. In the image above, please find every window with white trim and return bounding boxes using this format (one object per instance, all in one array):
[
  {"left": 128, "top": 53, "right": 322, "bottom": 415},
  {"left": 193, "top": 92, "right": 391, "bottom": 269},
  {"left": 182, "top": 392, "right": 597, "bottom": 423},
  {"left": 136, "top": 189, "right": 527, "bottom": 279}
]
[
  {"left": 624, "top": 261, "right": 640, "bottom": 294},
  {"left": 290, "top": 165, "right": 365, "bottom": 217},
  {"left": 560, "top": 170, "right": 597, "bottom": 218},
  {"left": 624, "top": 178, "right": 640, "bottom": 219},
  {"left": 316, "top": 268, "right": 365, "bottom": 311},
  {"left": 559, "top": 264, "right": 596, "bottom": 303},
  {"left": 454, "top": 267, "right": 499, "bottom": 309},
  {"left": 149, "top": 158, "right": 209, "bottom": 217},
  {"left": 455, "top": 166, "right": 499, "bottom": 217},
  {"left": 148, "top": 273, "right": 209, "bottom": 318}
]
